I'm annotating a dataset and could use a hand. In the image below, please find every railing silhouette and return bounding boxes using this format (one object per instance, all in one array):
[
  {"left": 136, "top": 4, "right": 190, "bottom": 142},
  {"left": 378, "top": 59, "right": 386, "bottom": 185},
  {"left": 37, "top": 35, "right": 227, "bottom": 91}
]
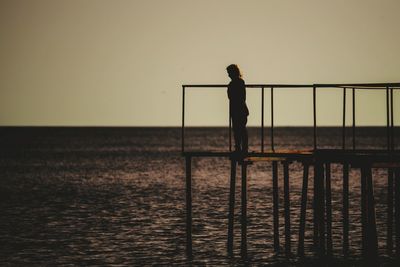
[
  {"left": 182, "top": 83, "right": 399, "bottom": 153},
  {"left": 181, "top": 82, "right": 400, "bottom": 264}
]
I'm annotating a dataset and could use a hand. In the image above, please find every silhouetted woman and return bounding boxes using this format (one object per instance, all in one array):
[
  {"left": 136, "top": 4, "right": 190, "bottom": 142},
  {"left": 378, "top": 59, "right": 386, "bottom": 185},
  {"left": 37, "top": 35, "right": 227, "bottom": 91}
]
[{"left": 227, "top": 64, "right": 249, "bottom": 153}]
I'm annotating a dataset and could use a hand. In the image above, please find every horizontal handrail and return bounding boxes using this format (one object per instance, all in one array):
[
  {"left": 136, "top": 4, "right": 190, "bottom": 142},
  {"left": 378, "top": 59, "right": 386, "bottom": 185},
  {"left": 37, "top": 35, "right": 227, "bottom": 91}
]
[
  {"left": 183, "top": 83, "right": 400, "bottom": 89},
  {"left": 315, "top": 83, "right": 400, "bottom": 89},
  {"left": 183, "top": 84, "right": 313, "bottom": 88}
]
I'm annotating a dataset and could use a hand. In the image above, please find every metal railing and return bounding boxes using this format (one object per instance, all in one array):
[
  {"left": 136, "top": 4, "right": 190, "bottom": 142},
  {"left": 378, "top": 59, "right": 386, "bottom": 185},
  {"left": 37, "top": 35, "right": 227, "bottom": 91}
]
[{"left": 181, "top": 83, "right": 400, "bottom": 153}]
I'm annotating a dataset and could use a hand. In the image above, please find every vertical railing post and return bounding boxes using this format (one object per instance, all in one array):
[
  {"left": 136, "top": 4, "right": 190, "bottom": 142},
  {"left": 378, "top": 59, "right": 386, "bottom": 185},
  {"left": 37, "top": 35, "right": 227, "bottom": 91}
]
[
  {"left": 271, "top": 86, "right": 275, "bottom": 151},
  {"left": 261, "top": 86, "right": 264, "bottom": 152},
  {"left": 387, "top": 87, "right": 390, "bottom": 151},
  {"left": 352, "top": 88, "right": 356, "bottom": 151},
  {"left": 390, "top": 87, "right": 394, "bottom": 151},
  {"left": 185, "top": 156, "right": 192, "bottom": 258},
  {"left": 313, "top": 86, "right": 317, "bottom": 150},
  {"left": 342, "top": 87, "right": 346, "bottom": 150},
  {"left": 182, "top": 85, "right": 185, "bottom": 153}
]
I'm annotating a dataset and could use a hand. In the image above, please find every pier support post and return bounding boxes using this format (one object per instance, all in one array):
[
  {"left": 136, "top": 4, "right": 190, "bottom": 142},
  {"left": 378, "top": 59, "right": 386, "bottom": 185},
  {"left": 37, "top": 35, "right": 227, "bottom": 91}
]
[
  {"left": 387, "top": 168, "right": 394, "bottom": 255},
  {"left": 325, "top": 163, "right": 333, "bottom": 257},
  {"left": 241, "top": 162, "right": 248, "bottom": 259},
  {"left": 313, "top": 164, "right": 319, "bottom": 251},
  {"left": 366, "top": 166, "right": 378, "bottom": 261},
  {"left": 283, "top": 161, "right": 291, "bottom": 256},
  {"left": 314, "top": 160, "right": 326, "bottom": 257},
  {"left": 185, "top": 156, "right": 193, "bottom": 259},
  {"left": 360, "top": 165, "right": 367, "bottom": 258},
  {"left": 343, "top": 163, "right": 349, "bottom": 257},
  {"left": 272, "top": 161, "right": 280, "bottom": 253},
  {"left": 361, "top": 165, "right": 378, "bottom": 264},
  {"left": 395, "top": 168, "right": 400, "bottom": 258},
  {"left": 298, "top": 162, "right": 309, "bottom": 257},
  {"left": 227, "top": 159, "right": 236, "bottom": 256},
  {"left": 318, "top": 162, "right": 326, "bottom": 257}
]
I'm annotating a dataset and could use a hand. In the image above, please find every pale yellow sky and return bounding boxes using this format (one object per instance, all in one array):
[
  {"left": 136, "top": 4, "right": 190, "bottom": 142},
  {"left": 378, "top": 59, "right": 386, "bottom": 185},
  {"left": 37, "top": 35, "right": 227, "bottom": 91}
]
[{"left": 0, "top": 0, "right": 399, "bottom": 126}]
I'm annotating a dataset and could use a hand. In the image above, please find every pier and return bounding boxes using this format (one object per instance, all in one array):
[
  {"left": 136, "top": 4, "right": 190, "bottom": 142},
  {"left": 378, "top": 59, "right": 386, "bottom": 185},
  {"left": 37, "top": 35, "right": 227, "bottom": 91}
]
[{"left": 181, "top": 83, "right": 400, "bottom": 263}]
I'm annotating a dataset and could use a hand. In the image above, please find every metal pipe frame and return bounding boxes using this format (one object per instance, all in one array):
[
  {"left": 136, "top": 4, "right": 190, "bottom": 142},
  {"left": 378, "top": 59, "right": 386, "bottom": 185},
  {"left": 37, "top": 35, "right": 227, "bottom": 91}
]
[{"left": 181, "top": 83, "right": 399, "bottom": 154}]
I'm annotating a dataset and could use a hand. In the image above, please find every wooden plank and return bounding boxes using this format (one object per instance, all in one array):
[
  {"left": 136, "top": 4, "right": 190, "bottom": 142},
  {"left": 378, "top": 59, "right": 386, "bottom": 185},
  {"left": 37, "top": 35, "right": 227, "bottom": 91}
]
[
  {"left": 373, "top": 162, "right": 400, "bottom": 168},
  {"left": 245, "top": 157, "right": 287, "bottom": 162},
  {"left": 182, "top": 150, "right": 400, "bottom": 161}
]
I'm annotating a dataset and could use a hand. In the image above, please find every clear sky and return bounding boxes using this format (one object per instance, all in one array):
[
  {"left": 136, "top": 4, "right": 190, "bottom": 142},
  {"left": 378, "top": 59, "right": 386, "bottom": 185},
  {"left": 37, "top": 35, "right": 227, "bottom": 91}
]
[{"left": 1, "top": 0, "right": 399, "bottom": 126}]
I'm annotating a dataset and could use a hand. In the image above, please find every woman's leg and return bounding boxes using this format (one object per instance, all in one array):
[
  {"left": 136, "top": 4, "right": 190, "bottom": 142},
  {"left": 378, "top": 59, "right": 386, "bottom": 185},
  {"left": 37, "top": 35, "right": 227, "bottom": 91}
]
[
  {"left": 241, "top": 116, "right": 248, "bottom": 152},
  {"left": 232, "top": 116, "right": 242, "bottom": 151}
]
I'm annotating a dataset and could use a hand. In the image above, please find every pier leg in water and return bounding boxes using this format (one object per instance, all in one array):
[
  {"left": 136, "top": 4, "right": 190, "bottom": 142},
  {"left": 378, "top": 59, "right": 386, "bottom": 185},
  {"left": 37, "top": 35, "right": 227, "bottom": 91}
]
[
  {"left": 315, "top": 160, "right": 326, "bottom": 257},
  {"left": 227, "top": 159, "right": 236, "bottom": 256},
  {"left": 313, "top": 164, "right": 319, "bottom": 252},
  {"left": 325, "top": 163, "right": 333, "bottom": 257},
  {"left": 387, "top": 168, "right": 394, "bottom": 255},
  {"left": 360, "top": 166, "right": 378, "bottom": 263},
  {"left": 185, "top": 156, "right": 192, "bottom": 259},
  {"left": 283, "top": 161, "right": 291, "bottom": 256},
  {"left": 298, "top": 163, "right": 309, "bottom": 257},
  {"left": 362, "top": 166, "right": 378, "bottom": 264},
  {"left": 272, "top": 161, "right": 280, "bottom": 253},
  {"left": 366, "top": 166, "right": 378, "bottom": 262},
  {"left": 395, "top": 168, "right": 400, "bottom": 258},
  {"left": 241, "top": 162, "right": 248, "bottom": 259},
  {"left": 360, "top": 165, "right": 367, "bottom": 259},
  {"left": 343, "top": 163, "right": 349, "bottom": 258}
]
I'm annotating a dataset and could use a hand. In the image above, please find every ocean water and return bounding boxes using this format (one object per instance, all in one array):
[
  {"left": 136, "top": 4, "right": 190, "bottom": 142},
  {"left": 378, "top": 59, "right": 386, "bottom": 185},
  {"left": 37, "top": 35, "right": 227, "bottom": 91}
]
[{"left": 0, "top": 127, "right": 398, "bottom": 266}]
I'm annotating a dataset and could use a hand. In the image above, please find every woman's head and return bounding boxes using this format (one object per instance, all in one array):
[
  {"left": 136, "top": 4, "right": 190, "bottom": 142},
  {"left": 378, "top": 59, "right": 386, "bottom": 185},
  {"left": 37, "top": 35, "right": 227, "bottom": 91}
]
[{"left": 226, "top": 64, "right": 242, "bottom": 79}]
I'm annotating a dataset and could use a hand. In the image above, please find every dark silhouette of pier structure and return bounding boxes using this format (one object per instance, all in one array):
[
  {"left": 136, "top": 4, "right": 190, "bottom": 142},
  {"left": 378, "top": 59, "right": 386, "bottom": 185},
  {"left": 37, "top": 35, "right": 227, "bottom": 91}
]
[{"left": 181, "top": 83, "right": 400, "bottom": 263}]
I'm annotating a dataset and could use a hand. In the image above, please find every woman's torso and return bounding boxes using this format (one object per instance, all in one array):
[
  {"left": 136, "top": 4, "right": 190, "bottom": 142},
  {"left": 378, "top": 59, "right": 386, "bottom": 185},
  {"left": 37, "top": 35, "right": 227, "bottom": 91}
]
[{"left": 228, "top": 78, "right": 249, "bottom": 117}]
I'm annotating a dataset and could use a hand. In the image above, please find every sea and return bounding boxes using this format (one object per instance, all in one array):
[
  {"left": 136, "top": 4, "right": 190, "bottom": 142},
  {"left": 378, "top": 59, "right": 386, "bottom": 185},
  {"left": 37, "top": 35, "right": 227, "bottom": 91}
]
[{"left": 0, "top": 127, "right": 398, "bottom": 266}]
